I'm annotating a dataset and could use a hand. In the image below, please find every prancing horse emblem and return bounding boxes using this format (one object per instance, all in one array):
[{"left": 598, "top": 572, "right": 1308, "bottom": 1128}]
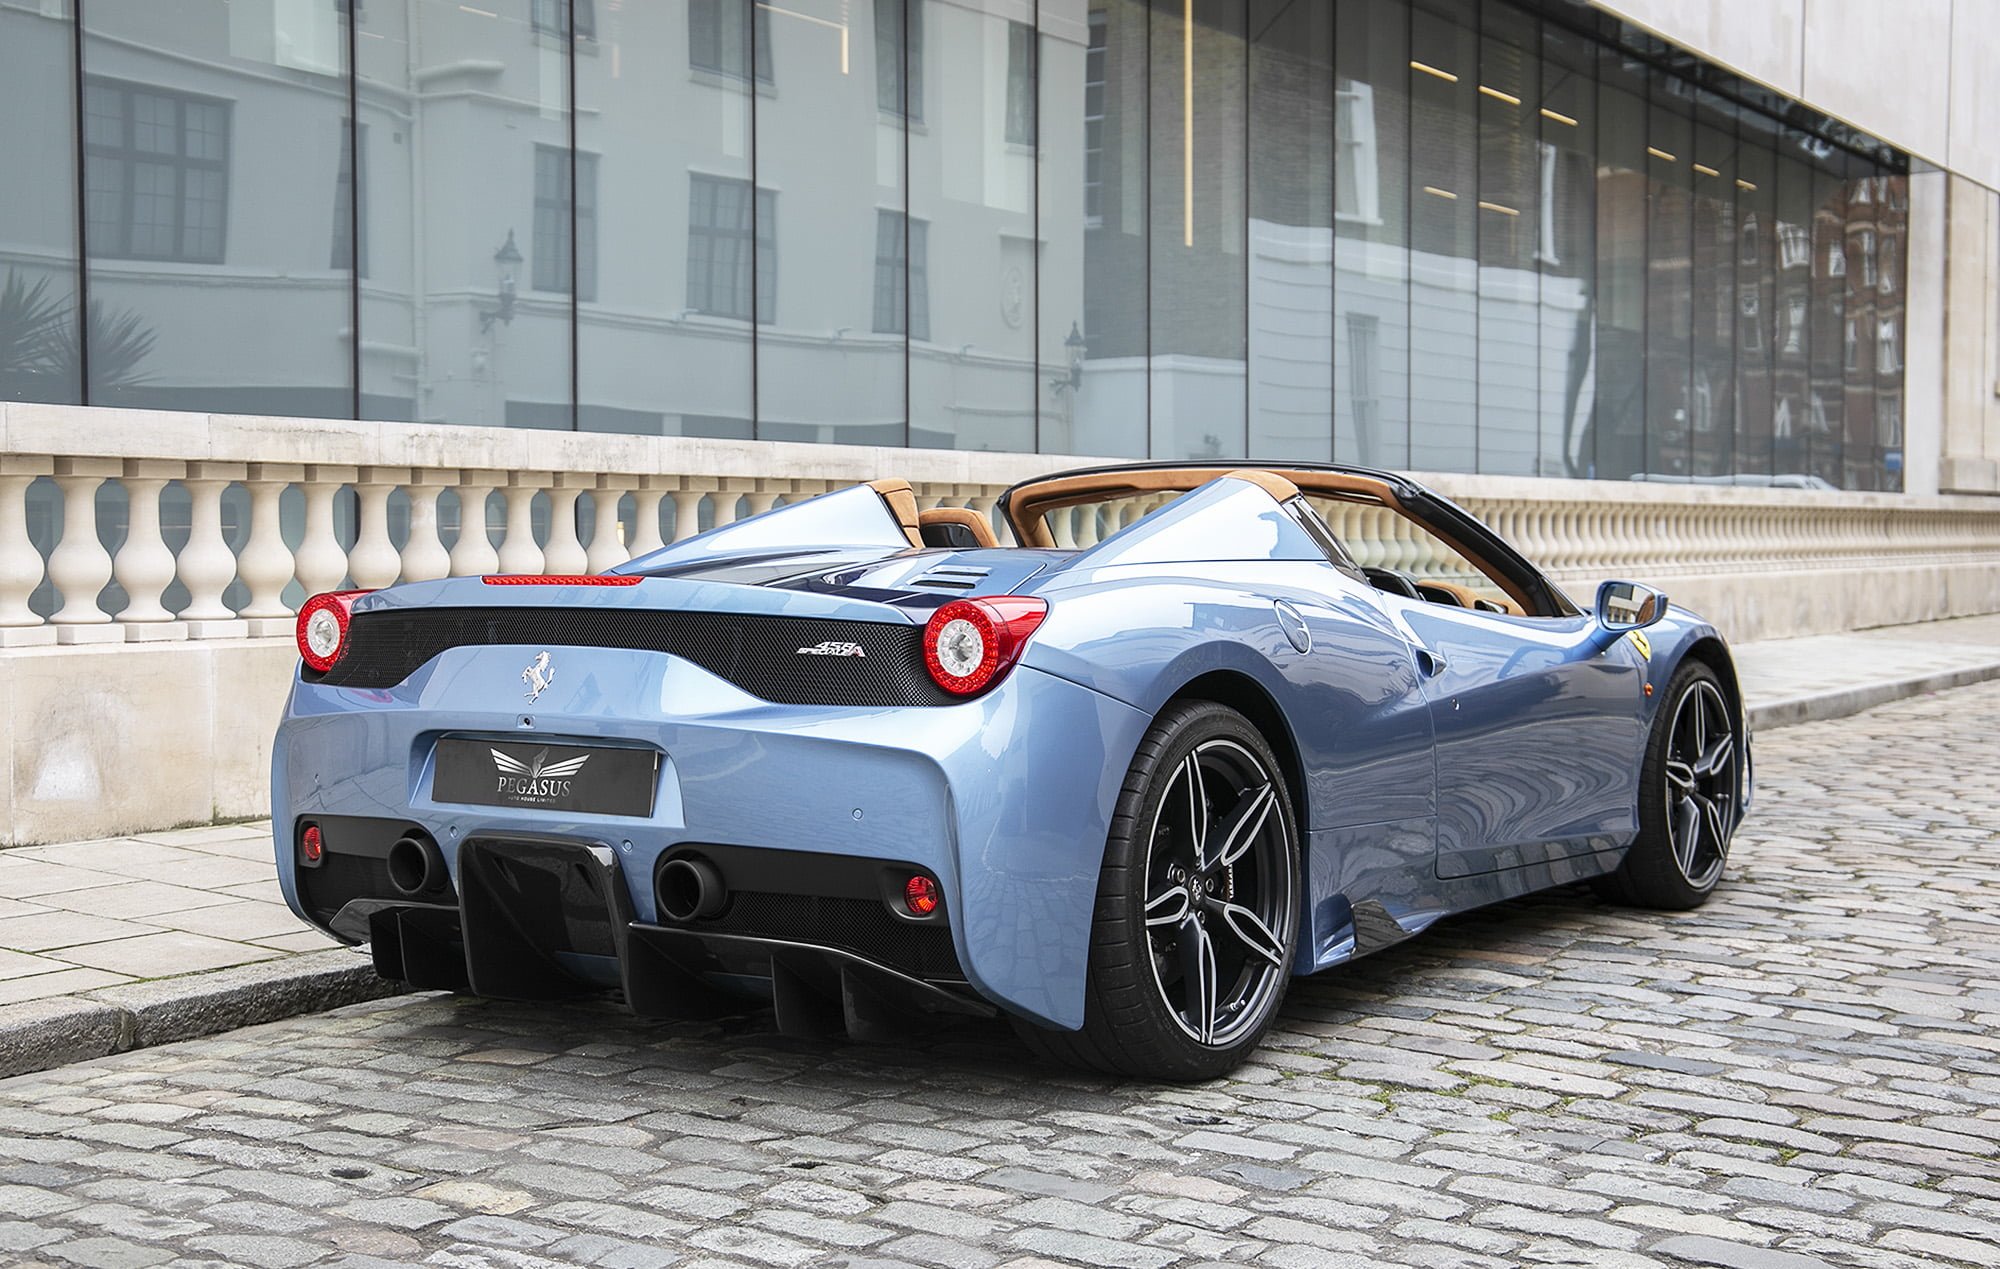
[{"left": 521, "top": 650, "right": 556, "bottom": 702}]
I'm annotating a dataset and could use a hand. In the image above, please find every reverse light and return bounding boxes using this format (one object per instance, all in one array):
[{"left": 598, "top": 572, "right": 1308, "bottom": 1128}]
[
  {"left": 922, "top": 596, "right": 1048, "bottom": 697},
  {"left": 300, "top": 823, "right": 324, "bottom": 865},
  {"left": 296, "top": 590, "right": 372, "bottom": 673},
  {"left": 904, "top": 874, "right": 940, "bottom": 916}
]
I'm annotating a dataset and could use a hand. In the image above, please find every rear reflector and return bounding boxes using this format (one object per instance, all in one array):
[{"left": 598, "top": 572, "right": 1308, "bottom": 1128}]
[
  {"left": 904, "top": 874, "right": 940, "bottom": 916},
  {"left": 301, "top": 824, "right": 324, "bottom": 866},
  {"left": 481, "top": 574, "right": 642, "bottom": 586}
]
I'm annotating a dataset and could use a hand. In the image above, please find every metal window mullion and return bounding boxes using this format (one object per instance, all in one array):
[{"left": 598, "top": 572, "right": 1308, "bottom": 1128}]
[{"left": 70, "top": 0, "right": 91, "bottom": 399}]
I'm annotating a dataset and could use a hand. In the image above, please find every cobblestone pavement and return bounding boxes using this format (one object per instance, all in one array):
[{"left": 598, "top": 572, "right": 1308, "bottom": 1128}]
[{"left": 2, "top": 683, "right": 1998, "bottom": 1269}]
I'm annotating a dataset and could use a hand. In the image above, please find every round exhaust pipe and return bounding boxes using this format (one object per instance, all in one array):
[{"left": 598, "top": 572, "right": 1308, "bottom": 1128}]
[
  {"left": 658, "top": 856, "right": 726, "bottom": 923},
  {"left": 386, "top": 831, "right": 446, "bottom": 898}
]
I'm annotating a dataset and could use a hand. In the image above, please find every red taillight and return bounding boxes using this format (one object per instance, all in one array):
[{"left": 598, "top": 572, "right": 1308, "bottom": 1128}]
[
  {"left": 482, "top": 574, "right": 641, "bottom": 586},
  {"left": 301, "top": 824, "right": 324, "bottom": 865},
  {"left": 922, "top": 596, "right": 1048, "bottom": 697},
  {"left": 904, "top": 874, "right": 940, "bottom": 916},
  {"left": 296, "top": 590, "right": 372, "bottom": 673}
]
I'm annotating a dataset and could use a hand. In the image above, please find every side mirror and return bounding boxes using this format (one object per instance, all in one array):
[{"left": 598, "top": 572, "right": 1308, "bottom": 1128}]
[{"left": 1595, "top": 580, "right": 1668, "bottom": 632}]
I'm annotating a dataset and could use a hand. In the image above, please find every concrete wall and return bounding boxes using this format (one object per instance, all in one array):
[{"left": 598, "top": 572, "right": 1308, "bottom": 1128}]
[{"left": 1591, "top": 0, "right": 2000, "bottom": 194}]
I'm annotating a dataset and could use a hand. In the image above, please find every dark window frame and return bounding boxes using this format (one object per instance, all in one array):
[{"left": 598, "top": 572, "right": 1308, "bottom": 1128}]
[
  {"left": 689, "top": 0, "right": 773, "bottom": 83},
  {"left": 873, "top": 209, "right": 928, "bottom": 340},
  {"left": 687, "top": 172, "right": 776, "bottom": 323},
  {"left": 532, "top": 144, "right": 597, "bottom": 301},
  {"left": 530, "top": 0, "right": 594, "bottom": 41},
  {"left": 82, "top": 76, "right": 232, "bottom": 265},
  {"left": 1004, "top": 20, "right": 1034, "bottom": 145},
  {"left": 875, "top": 0, "right": 924, "bottom": 121},
  {"left": 332, "top": 122, "right": 366, "bottom": 277}
]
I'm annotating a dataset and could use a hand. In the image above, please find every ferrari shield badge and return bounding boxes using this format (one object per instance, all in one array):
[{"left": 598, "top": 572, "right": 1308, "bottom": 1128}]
[{"left": 1626, "top": 630, "right": 1652, "bottom": 660}]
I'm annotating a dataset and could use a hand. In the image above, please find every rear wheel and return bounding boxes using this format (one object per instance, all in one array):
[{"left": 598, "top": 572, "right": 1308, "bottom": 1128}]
[
  {"left": 1595, "top": 661, "right": 1740, "bottom": 910},
  {"left": 1015, "top": 701, "right": 1299, "bottom": 1081}
]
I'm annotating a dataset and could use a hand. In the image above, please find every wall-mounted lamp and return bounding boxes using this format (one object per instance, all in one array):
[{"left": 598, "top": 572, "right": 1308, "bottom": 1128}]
[
  {"left": 1050, "top": 321, "right": 1087, "bottom": 394},
  {"left": 479, "top": 230, "right": 522, "bottom": 333}
]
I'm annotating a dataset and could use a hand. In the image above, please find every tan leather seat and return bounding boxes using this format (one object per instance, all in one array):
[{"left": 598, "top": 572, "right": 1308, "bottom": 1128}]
[
  {"left": 918, "top": 507, "right": 997, "bottom": 549},
  {"left": 867, "top": 479, "right": 924, "bottom": 548}
]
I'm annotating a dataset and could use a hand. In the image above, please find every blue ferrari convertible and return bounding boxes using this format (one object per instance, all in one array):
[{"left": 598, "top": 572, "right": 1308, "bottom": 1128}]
[{"left": 274, "top": 463, "right": 1750, "bottom": 1079}]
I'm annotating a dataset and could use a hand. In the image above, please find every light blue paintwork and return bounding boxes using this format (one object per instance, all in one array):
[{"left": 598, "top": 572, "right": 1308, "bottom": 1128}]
[{"left": 273, "top": 472, "right": 1748, "bottom": 1031}]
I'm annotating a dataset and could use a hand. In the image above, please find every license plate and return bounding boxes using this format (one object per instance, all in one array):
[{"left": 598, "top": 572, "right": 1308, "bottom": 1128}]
[{"left": 432, "top": 738, "right": 659, "bottom": 817}]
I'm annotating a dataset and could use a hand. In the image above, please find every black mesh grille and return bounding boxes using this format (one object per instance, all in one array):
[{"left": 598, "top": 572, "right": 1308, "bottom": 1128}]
[
  {"left": 704, "top": 891, "right": 963, "bottom": 981},
  {"left": 313, "top": 607, "right": 955, "bottom": 706}
]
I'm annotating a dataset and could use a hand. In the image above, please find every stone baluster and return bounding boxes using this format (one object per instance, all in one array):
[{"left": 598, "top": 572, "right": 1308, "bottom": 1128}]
[
  {"left": 348, "top": 467, "right": 406, "bottom": 589},
  {"left": 628, "top": 477, "right": 674, "bottom": 559},
  {"left": 399, "top": 472, "right": 453, "bottom": 583},
  {"left": 178, "top": 461, "right": 247, "bottom": 638},
  {"left": 670, "top": 479, "right": 713, "bottom": 544},
  {"left": 585, "top": 480, "right": 629, "bottom": 573},
  {"left": 296, "top": 466, "right": 355, "bottom": 598},
  {"left": 0, "top": 457, "right": 54, "bottom": 646},
  {"left": 449, "top": 470, "right": 504, "bottom": 577},
  {"left": 745, "top": 479, "right": 789, "bottom": 521},
  {"left": 543, "top": 473, "right": 591, "bottom": 574},
  {"left": 713, "top": 477, "right": 755, "bottom": 527},
  {"left": 497, "top": 474, "right": 548, "bottom": 576},
  {"left": 112, "top": 459, "right": 183, "bottom": 640},
  {"left": 238, "top": 464, "right": 301, "bottom": 635},
  {"left": 48, "top": 458, "right": 120, "bottom": 642}
]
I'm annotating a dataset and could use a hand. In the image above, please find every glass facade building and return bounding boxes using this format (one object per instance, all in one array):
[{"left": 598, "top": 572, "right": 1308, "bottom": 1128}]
[{"left": 0, "top": 0, "right": 1909, "bottom": 489}]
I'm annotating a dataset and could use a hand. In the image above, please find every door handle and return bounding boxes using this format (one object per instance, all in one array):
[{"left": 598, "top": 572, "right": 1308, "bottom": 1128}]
[{"left": 1414, "top": 646, "right": 1448, "bottom": 677}]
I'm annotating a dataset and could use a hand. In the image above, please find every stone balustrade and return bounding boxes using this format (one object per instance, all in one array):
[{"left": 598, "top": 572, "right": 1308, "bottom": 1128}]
[{"left": 3, "top": 402, "right": 2000, "bottom": 648}]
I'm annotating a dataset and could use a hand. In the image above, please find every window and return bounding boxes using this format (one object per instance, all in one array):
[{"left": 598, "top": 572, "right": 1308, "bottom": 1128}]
[
  {"left": 1879, "top": 235, "right": 1898, "bottom": 293},
  {"left": 1739, "top": 287, "right": 1762, "bottom": 350},
  {"left": 531, "top": 0, "right": 594, "bottom": 40},
  {"left": 1877, "top": 318, "right": 1900, "bottom": 372},
  {"left": 873, "top": 210, "right": 929, "bottom": 339},
  {"left": 83, "top": 78, "right": 230, "bottom": 263},
  {"left": 1005, "top": 21, "right": 1034, "bottom": 145},
  {"left": 1083, "top": 13, "right": 1106, "bottom": 226},
  {"left": 690, "top": 0, "right": 772, "bottom": 83},
  {"left": 1777, "top": 221, "right": 1809, "bottom": 269},
  {"left": 331, "top": 123, "right": 366, "bottom": 276},
  {"left": 687, "top": 173, "right": 775, "bottom": 321},
  {"left": 1738, "top": 212, "right": 1760, "bottom": 266},
  {"left": 1334, "top": 81, "right": 1379, "bottom": 223},
  {"left": 1858, "top": 228, "right": 1877, "bottom": 288},
  {"left": 875, "top": 0, "right": 923, "bottom": 121},
  {"left": 532, "top": 145, "right": 597, "bottom": 301},
  {"left": 1843, "top": 317, "right": 1858, "bottom": 371}
]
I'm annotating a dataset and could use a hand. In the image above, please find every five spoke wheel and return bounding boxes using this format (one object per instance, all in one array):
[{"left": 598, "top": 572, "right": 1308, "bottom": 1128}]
[
  {"left": 1141, "top": 739, "right": 1294, "bottom": 1048},
  {"left": 1662, "top": 677, "right": 1736, "bottom": 891}
]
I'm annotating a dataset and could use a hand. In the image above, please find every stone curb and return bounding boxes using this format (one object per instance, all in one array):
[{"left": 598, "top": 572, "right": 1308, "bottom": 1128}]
[
  {"left": 1747, "top": 658, "right": 2000, "bottom": 732},
  {"left": 0, "top": 948, "right": 405, "bottom": 1081}
]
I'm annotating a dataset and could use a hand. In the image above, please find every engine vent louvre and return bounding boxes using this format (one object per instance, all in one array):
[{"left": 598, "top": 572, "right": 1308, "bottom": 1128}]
[{"left": 912, "top": 565, "right": 991, "bottom": 591}]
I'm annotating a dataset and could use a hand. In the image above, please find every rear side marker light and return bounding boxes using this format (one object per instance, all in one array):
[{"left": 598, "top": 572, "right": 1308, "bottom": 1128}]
[
  {"left": 297, "top": 590, "right": 372, "bottom": 673},
  {"left": 904, "top": 874, "right": 940, "bottom": 916},
  {"left": 922, "top": 596, "right": 1048, "bottom": 696},
  {"left": 482, "top": 574, "right": 642, "bottom": 586},
  {"left": 301, "top": 824, "right": 324, "bottom": 866}
]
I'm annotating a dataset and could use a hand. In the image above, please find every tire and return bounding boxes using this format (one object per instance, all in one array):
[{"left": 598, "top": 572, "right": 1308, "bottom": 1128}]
[
  {"left": 1014, "top": 700, "right": 1300, "bottom": 1081},
  {"left": 1594, "top": 660, "right": 1741, "bottom": 910}
]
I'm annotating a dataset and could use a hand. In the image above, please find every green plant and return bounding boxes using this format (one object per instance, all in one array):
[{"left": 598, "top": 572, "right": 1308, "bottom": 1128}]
[{"left": 0, "top": 268, "right": 155, "bottom": 399}]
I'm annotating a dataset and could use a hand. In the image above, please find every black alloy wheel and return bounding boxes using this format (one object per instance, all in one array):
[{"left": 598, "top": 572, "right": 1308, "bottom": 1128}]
[
  {"left": 1014, "top": 700, "right": 1299, "bottom": 1080},
  {"left": 1596, "top": 660, "right": 1741, "bottom": 910}
]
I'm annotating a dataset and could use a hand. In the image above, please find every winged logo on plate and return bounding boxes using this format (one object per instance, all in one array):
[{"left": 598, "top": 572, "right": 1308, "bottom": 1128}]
[{"left": 490, "top": 748, "right": 590, "bottom": 780}]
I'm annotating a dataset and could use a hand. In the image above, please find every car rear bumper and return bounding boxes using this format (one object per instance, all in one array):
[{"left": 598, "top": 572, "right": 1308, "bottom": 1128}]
[{"left": 273, "top": 645, "right": 1151, "bottom": 1029}]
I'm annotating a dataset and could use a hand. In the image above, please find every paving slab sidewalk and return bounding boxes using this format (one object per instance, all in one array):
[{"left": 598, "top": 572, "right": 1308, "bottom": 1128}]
[{"left": 1, "top": 610, "right": 1998, "bottom": 1075}]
